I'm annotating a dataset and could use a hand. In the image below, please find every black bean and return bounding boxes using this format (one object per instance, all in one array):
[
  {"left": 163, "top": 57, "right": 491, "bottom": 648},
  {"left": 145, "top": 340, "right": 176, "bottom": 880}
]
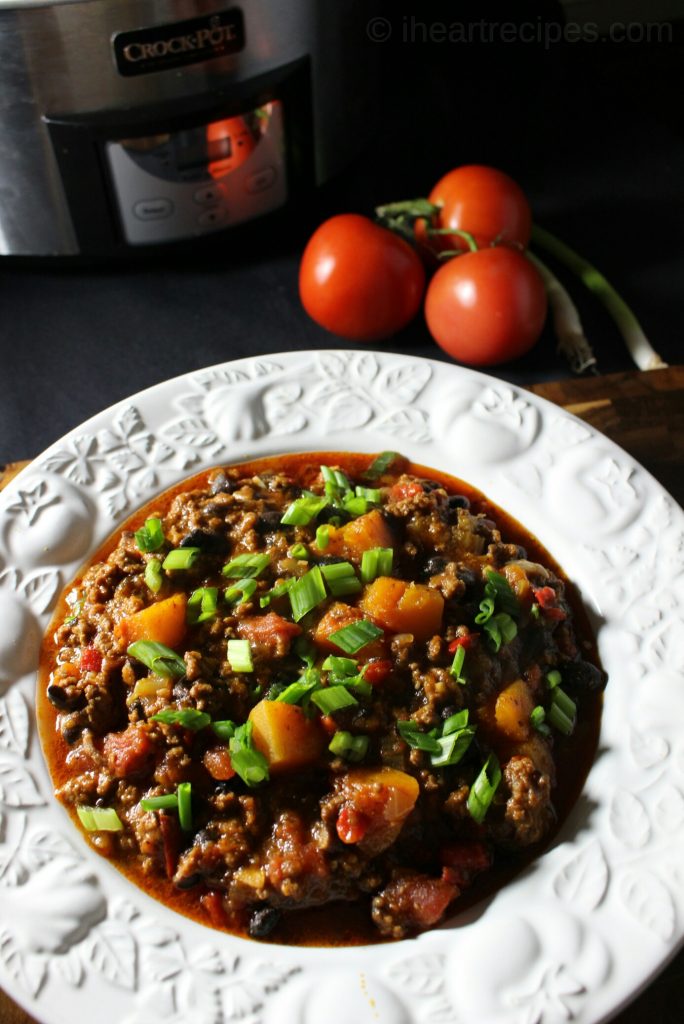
[
  {"left": 62, "top": 724, "right": 81, "bottom": 744},
  {"left": 559, "top": 660, "right": 607, "bottom": 692},
  {"left": 255, "top": 509, "right": 283, "bottom": 534},
  {"left": 447, "top": 494, "right": 471, "bottom": 511},
  {"left": 423, "top": 556, "right": 449, "bottom": 578},
  {"left": 213, "top": 780, "right": 235, "bottom": 794},
  {"left": 419, "top": 479, "right": 442, "bottom": 492},
  {"left": 210, "top": 472, "right": 235, "bottom": 495},
  {"left": 248, "top": 906, "right": 281, "bottom": 938},
  {"left": 457, "top": 568, "right": 478, "bottom": 593},
  {"left": 175, "top": 873, "right": 203, "bottom": 890},
  {"left": 179, "top": 529, "right": 228, "bottom": 554},
  {"left": 317, "top": 505, "right": 351, "bottom": 525},
  {"left": 47, "top": 684, "right": 85, "bottom": 712},
  {"left": 316, "top": 555, "right": 348, "bottom": 566}
]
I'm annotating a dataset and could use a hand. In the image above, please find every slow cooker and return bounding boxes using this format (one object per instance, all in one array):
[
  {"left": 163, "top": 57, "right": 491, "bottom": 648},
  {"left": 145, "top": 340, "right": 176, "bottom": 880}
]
[{"left": 0, "top": 0, "right": 372, "bottom": 256}]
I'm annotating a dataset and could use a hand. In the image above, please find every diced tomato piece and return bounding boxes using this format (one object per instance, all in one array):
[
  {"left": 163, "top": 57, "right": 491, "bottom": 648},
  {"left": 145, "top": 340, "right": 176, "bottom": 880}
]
[
  {"left": 104, "top": 726, "right": 157, "bottom": 779},
  {"left": 319, "top": 715, "right": 338, "bottom": 738},
  {"left": 390, "top": 481, "right": 424, "bottom": 501},
  {"left": 203, "top": 746, "right": 236, "bottom": 781},
  {"left": 532, "top": 586, "right": 567, "bottom": 621},
  {"left": 448, "top": 634, "right": 479, "bottom": 653},
  {"left": 363, "top": 658, "right": 393, "bottom": 685},
  {"left": 200, "top": 890, "right": 230, "bottom": 929},
  {"left": 80, "top": 647, "right": 103, "bottom": 673},
  {"left": 336, "top": 804, "right": 370, "bottom": 844},
  {"left": 313, "top": 602, "right": 387, "bottom": 659},
  {"left": 159, "top": 811, "right": 180, "bottom": 879},
  {"left": 237, "top": 612, "right": 302, "bottom": 657},
  {"left": 440, "top": 841, "right": 492, "bottom": 887}
]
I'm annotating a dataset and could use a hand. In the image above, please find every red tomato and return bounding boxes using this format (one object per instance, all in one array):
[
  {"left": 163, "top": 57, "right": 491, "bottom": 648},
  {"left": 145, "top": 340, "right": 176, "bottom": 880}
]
[
  {"left": 427, "top": 165, "right": 532, "bottom": 252},
  {"left": 424, "top": 247, "right": 547, "bottom": 366},
  {"left": 299, "top": 214, "right": 425, "bottom": 341}
]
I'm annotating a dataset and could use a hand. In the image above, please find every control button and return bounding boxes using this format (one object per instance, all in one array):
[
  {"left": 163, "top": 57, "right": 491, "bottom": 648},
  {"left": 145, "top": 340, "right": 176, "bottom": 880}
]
[
  {"left": 133, "top": 198, "right": 174, "bottom": 220},
  {"left": 245, "top": 166, "right": 277, "bottom": 194},
  {"left": 198, "top": 207, "right": 228, "bottom": 228},
  {"left": 194, "top": 185, "right": 224, "bottom": 205}
]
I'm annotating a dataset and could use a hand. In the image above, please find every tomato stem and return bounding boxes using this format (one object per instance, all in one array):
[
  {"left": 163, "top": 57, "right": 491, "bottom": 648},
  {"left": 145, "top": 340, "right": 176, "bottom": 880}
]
[
  {"left": 375, "top": 199, "right": 440, "bottom": 221},
  {"left": 531, "top": 224, "right": 667, "bottom": 371},
  {"left": 427, "top": 228, "right": 479, "bottom": 252}
]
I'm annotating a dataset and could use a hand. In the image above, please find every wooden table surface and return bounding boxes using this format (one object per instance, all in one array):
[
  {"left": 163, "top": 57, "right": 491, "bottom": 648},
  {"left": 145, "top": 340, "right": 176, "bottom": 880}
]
[{"left": 1, "top": 366, "right": 682, "bottom": 1024}]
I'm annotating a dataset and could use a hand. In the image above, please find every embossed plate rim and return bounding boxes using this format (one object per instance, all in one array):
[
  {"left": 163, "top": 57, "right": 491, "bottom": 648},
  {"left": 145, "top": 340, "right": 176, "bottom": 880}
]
[{"left": 0, "top": 349, "right": 682, "bottom": 1024}]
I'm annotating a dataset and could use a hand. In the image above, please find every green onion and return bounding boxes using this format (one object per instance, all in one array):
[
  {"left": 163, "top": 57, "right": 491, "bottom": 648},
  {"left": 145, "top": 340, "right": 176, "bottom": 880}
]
[
  {"left": 320, "top": 561, "right": 361, "bottom": 597},
  {"left": 162, "top": 548, "right": 200, "bottom": 571},
  {"left": 315, "top": 525, "right": 330, "bottom": 550},
  {"left": 187, "top": 586, "right": 219, "bottom": 624},
  {"left": 77, "top": 806, "right": 124, "bottom": 832},
  {"left": 474, "top": 597, "right": 495, "bottom": 625},
  {"left": 483, "top": 570, "right": 519, "bottom": 617},
  {"left": 329, "top": 731, "right": 369, "bottom": 762},
  {"left": 275, "top": 673, "right": 320, "bottom": 705},
  {"left": 322, "top": 655, "right": 358, "bottom": 676},
  {"left": 329, "top": 619, "right": 383, "bottom": 654},
  {"left": 449, "top": 645, "right": 467, "bottom": 683},
  {"left": 360, "top": 547, "right": 393, "bottom": 584},
  {"left": 144, "top": 558, "right": 163, "bottom": 594},
  {"left": 530, "top": 705, "right": 551, "bottom": 736},
  {"left": 342, "top": 494, "right": 368, "bottom": 518},
  {"left": 260, "top": 579, "right": 293, "bottom": 608},
  {"left": 150, "top": 708, "right": 211, "bottom": 731},
  {"left": 546, "top": 669, "right": 562, "bottom": 689},
  {"left": 177, "top": 781, "right": 193, "bottom": 831},
  {"left": 127, "top": 640, "right": 186, "bottom": 679},
  {"left": 289, "top": 565, "right": 327, "bottom": 621},
  {"left": 442, "top": 709, "right": 470, "bottom": 735},
  {"left": 135, "top": 517, "right": 165, "bottom": 553},
  {"left": 431, "top": 726, "right": 475, "bottom": 768},
  {"left": 222, "top": 553, "right": 270, "bottom": 579},
  {"left": 365, "top": 451, "right": 401, "bottom": 480},
  {"left": 224, "top": 578, "right": 257, "bottom": 606},
  {"left": 311, "top": 685, "right": 358, "bottom": 714},
  {"left": 280, "top": 494, "right": 328, "bottom": 526},
  {"left": 397, "top": 720, "right": 441, "bottom": 755},
  {"left": 355, "top": 485, "right": 382, "bottom": 503},
  {"left": 211, "top": 720, "right": 236, "bottom": 741},
  {"left": 227, "top": 638, "right": 254, "bottom": 673},
  {"left": 229, "top": 722, "right": 269, "bottom": 786},
  {"left": 483, "top": 613, "right": 518, "bottom": 653},
  {"left": 530, "top": 603, "right": 541, "bottom": 621},
  {"left": 140, "top": 793, "right": 179, "bottom": 811},
  {"left": 64, "top": 599, "right": 83, "bottom": 626},
  {"left": 467, "top": 753, "right": 502, "bottom": 823},
  {"left": 548, "top": 687, "right": 577, "bottom": 735},
  {"left": 294, "top": 635, "right": 316, "bottom": 667},
  {"left": 290, "top": 543, "right": 309, "bottom": 560}
]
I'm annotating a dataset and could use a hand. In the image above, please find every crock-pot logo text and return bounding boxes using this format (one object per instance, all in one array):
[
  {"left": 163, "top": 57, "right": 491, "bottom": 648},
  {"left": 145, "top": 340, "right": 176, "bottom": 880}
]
[{"left": 113, "top": 9, "right": 245, "bottom": 77}]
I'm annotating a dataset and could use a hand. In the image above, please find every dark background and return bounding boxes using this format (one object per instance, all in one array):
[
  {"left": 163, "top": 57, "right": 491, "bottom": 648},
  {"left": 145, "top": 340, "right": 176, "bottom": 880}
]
[{"left": 0, "top": 0, "right": 682, "bottom": 466}]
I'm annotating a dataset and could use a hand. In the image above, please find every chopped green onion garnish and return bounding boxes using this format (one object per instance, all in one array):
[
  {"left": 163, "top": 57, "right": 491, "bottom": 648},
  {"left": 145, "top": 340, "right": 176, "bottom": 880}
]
[
  {"left": 280, "top": 494, "right": 328, "bottom": 526},
  {"left": 311, "top": 685, "right": 358, "bottom": 714},
  {"left": 77, "top": 806, "right": 124, "bottom": 832},
  {"left": 222, "top": 553, "right": 270, "bottom": 579},
  {"left": 315, "top": 525, "right": 330, "bottom": 550},
  {"left": 294, "top": 635, "right": 316, "bottom": 667},
  {"left": 546, "top": 669, "right": 562, "bottom": 689},
  {"left": 64, "top": 598, "right": 83, "bottom": 626},
  {"left": 177, "top": 781, "right": 193, "bottom": 831},
  {"left": 483, "top": 569, "right": 519, "bottom": 617},
  {"left": 355, "top": 485, "right": 382, "bottom": 503},
  {"left": 224, "top": 578, "right": 257, "bottom": 606},
  {"left": 467, "top": 753, "right": 502, "bottom": 823},
  {"left": 449, "top": 645, "right": 467, "bottom": 683},
  {"left": 275, "top": 677, "right": 320, "bottom": 705},
  {"left": 260, "top": 579, "right": 293, "bottom": 608},
  {"left": 227, "top": 638, "right": 254, "bottom": 673},
  {"left": 187, "top": 586, "right": 219, "bottom": 624},
  {"left": 289, "top": 565, "right": 327, "bottom": 622},
  {"left": 144, "top": 558, "right": 163, "bottom": 594},
  {"left": 474, "top": 597, "right": 495, "bottom": 624},
  {"left": 211, "top": 720, "right": 236, "bottom": 741},
  {"left": 360, "top": 547, "right": 393, "bottom": 584},
  {"left": 397, "top": 720, "right": 442, "bottom": 755},
  {"left": 320, "top": 561, "right": 361, "bottom": 597},
  {"left": 290, "top": 543, "right": 309, "bottom": 560},
  {"left": 162, "top": 548, "right": 200, "bottom": 571},
  {"left": 442, "top": 709, "right": 470, "bottom": 735},
  {"left": 342, "top": 494, "right": 368, "bottom": 518},
  {"left": 127, "top": 640, "right": 186, "bottom": 679},
  {"left": 548, "top": 687, "right": 577, "bottom": 735},
  {"left": 135, "top": 517, "right": 165, "bottom": 553},
  {"left": 329, "top": 731, "right": 369, "bottom": 762},
  {"left": 150, "top": 708, "right": 211, "bottom": 731},
  {"left": 140, "top": 793, "right": 179, "bottom": 811},
  {"left": 530, "top": 603, "right": 541, "bottom": 621},
  {"left": 365, "top": 451, "right": 401, "bottom": 480},
  {"left": 483, "top": 613, "right": 518, "bottom": 653},
  {"left": 530, "top": 705, "right": 551, "bottom": 736},
  {"left": 229, "top": 721, "right": 269, "bottom": 786},
  {"left": 431, "top": 726, "right": 476, "bottom": 768},
  {"left": 322, "top": 655, "right": 359, "bottom": 676},
  {"left": 329, "top": 619, "right": 383, "bottom": 654}
]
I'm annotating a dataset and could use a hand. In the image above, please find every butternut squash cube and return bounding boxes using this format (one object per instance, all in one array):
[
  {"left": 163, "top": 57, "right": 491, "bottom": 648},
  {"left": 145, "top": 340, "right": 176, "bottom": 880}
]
[
  {"left": 115, "top": 593, "right": 187, "bottom": 649},
  {"left": 249, "top": 699, "right": 326, "bottom": 773}
]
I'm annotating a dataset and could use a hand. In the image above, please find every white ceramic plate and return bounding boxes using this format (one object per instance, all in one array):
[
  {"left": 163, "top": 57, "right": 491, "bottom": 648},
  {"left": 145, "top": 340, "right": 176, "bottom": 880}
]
[{"left": 1, "top": 350, "right": 682, "bottom": 1024}]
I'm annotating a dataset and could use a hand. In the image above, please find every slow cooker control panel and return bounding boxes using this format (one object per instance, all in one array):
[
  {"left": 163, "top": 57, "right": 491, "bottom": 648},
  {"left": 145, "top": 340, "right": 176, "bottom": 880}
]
[{"left": 105, "top": 101, "right": 287, "bottom": 245}]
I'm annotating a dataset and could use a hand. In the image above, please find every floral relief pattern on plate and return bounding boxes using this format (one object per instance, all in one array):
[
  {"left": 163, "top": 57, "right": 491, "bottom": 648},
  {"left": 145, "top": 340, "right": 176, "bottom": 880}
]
[{"left": 0, "top": 351, "right": 682, "bottom": 1024}]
